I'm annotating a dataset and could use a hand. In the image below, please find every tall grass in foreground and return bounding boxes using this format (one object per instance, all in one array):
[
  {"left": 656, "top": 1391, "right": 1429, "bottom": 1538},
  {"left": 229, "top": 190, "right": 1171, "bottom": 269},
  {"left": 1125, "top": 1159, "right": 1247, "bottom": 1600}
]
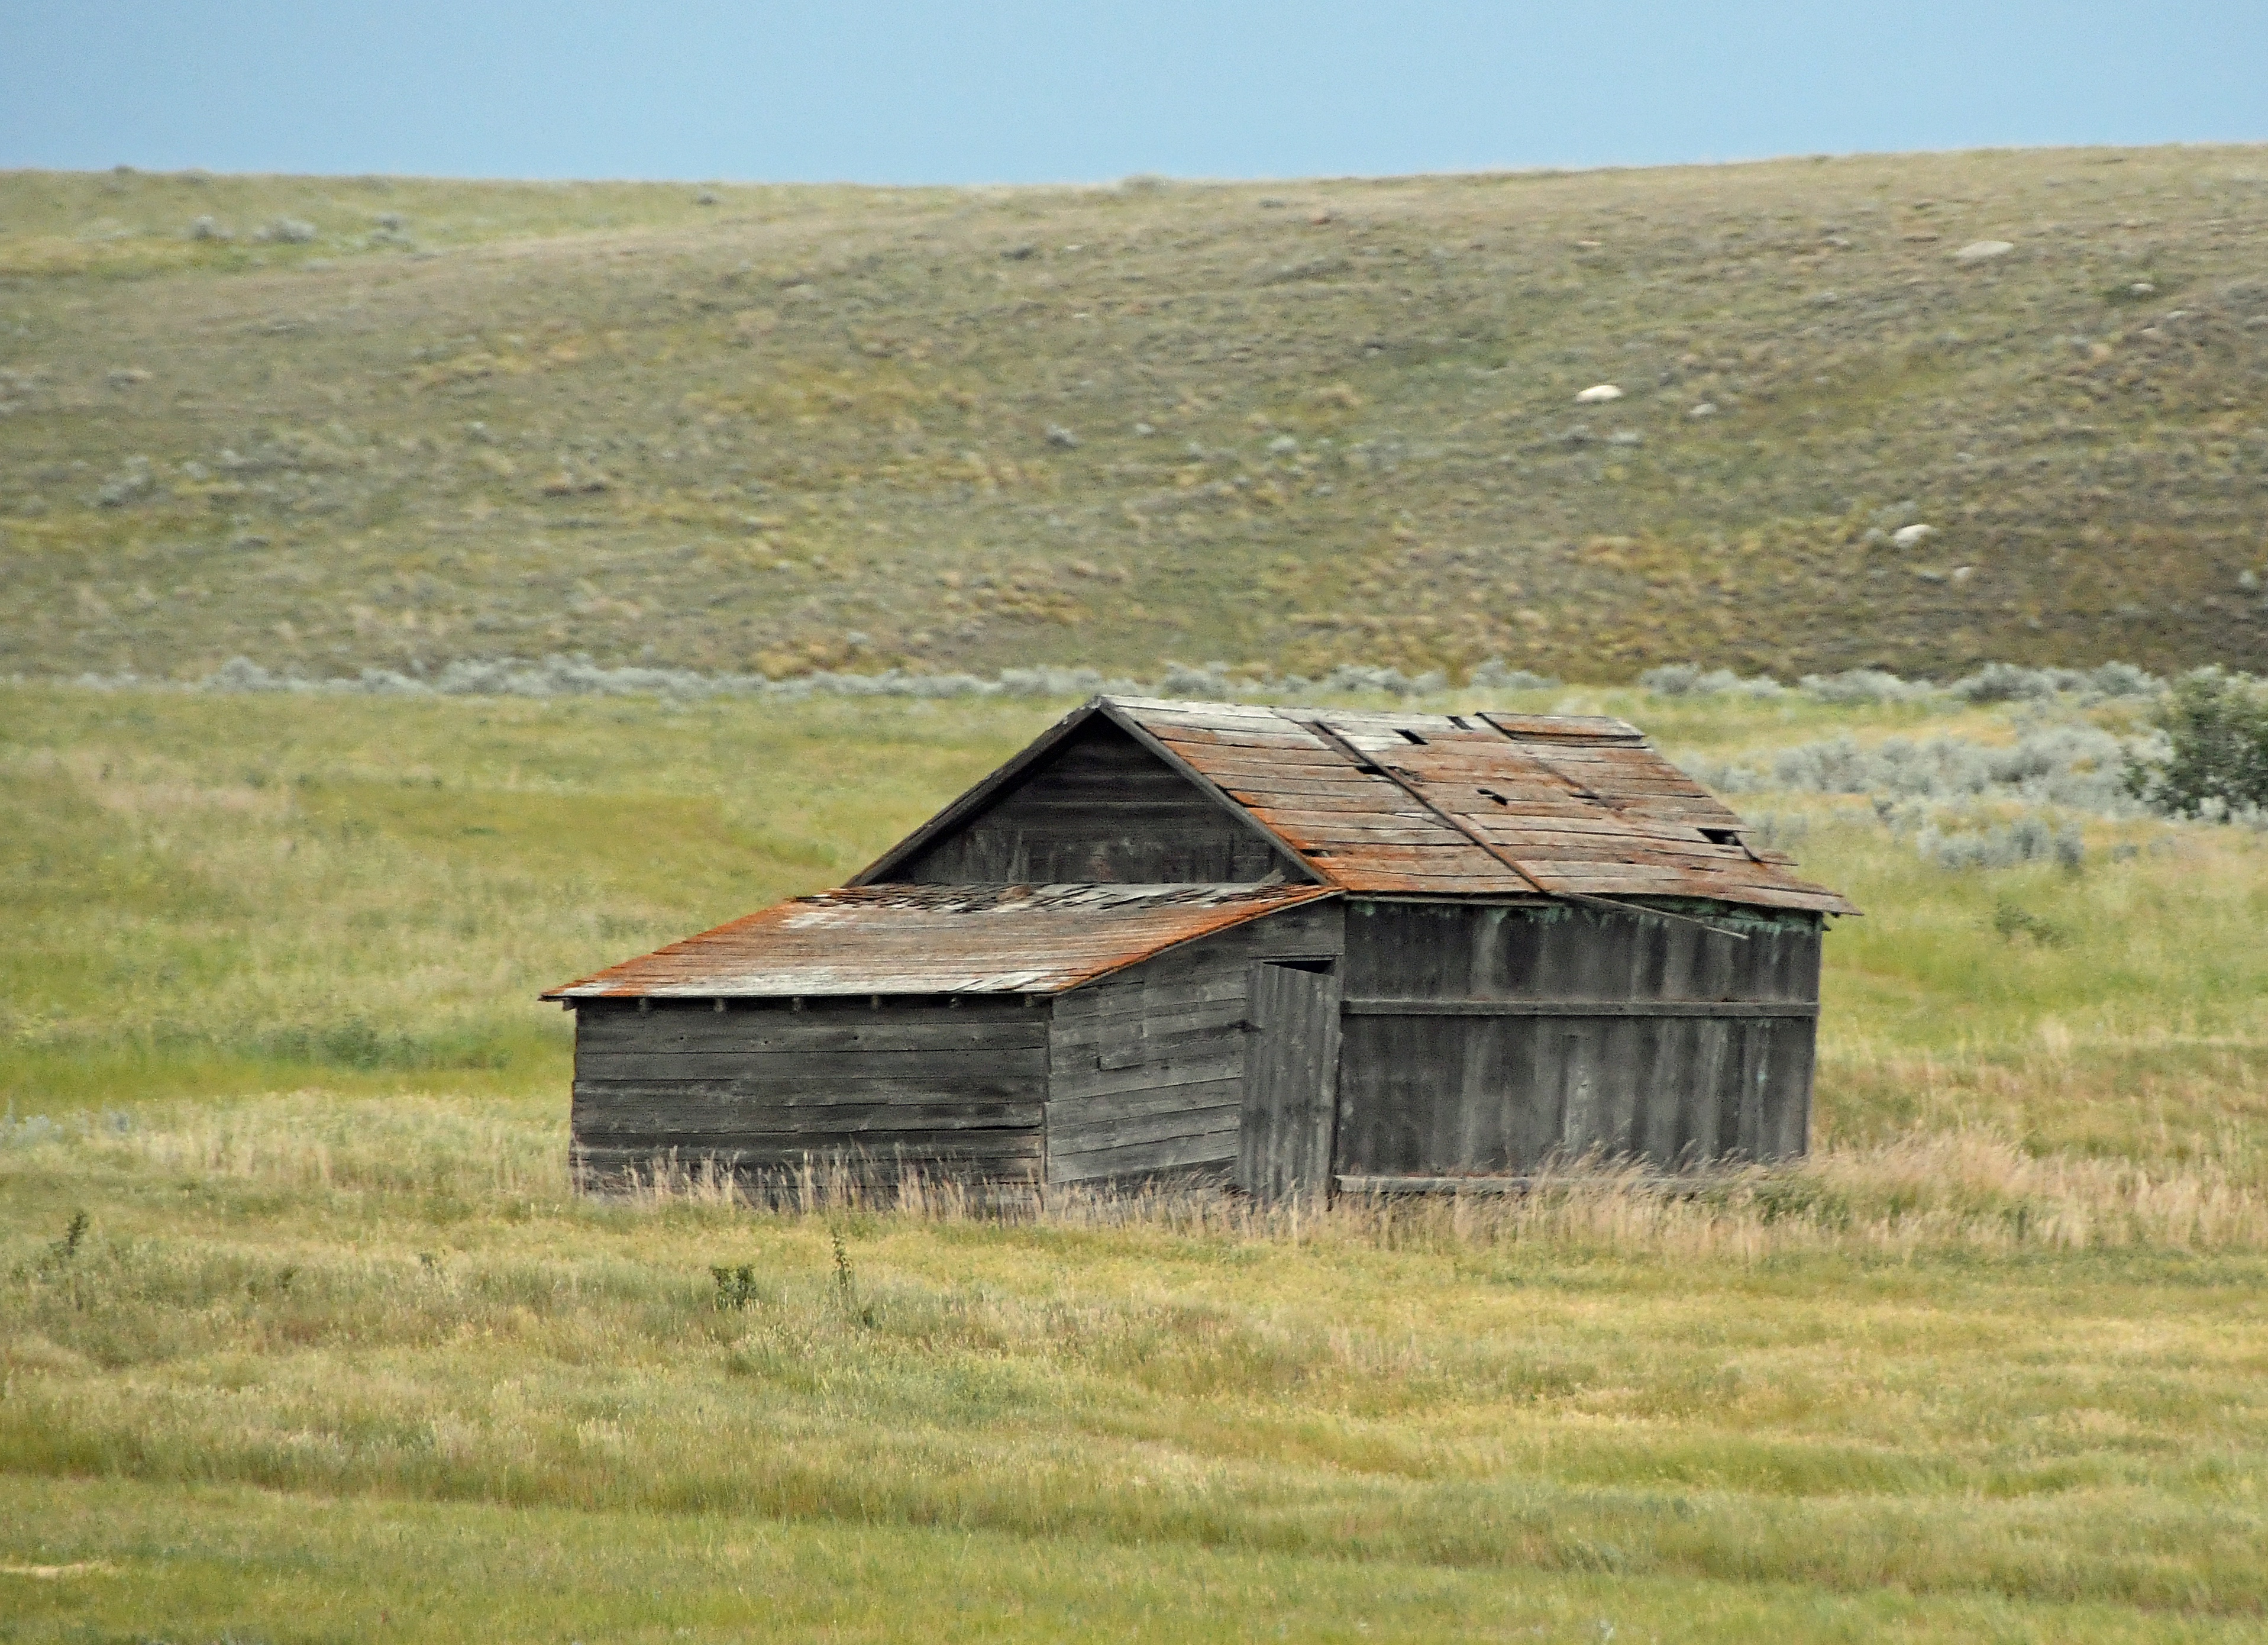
[
  {"left": 27, "top": 1090, "right": 2268, "bottom": 1257},
  {"left": 8, "top": 1091, "right": 2268, "bottom": 1633}
]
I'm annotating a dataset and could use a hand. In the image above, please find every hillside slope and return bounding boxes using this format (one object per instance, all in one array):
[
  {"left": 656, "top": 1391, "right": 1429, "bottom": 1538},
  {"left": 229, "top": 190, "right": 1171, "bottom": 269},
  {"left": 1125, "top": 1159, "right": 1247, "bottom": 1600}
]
[{"left": 3, "top": 147, "right": 2266, "bottom": 683}]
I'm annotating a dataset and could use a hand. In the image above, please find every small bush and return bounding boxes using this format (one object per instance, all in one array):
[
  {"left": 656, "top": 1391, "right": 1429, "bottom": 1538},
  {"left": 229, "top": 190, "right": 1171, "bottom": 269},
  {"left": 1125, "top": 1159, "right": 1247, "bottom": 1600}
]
[
  {"left": 1470, "top": 657, "right": 1558, "bottom": 692},
  {"left": 1640, "top": 663, "right": 1784, "bottom": 699},
  {"left": 1915, "top": 815, "right": 2083, "bottom": 872},
  {"left": 711, "top": 1265, "right": 760, "bottom": 1310},
  {"left": 2127, "top": 667, "right": 2268, "bottom": 817},
  {"left": 1695, "top": 726, "right": 2148, "bottom": 816},
  {"left": 1949, "top": 662, "right": 2161, "bottom": 705},
  {"left": 1798, "top": 669, "right": 1934, "bottom": 705},
  {"left": 1992, "top": 899, "right": 2070, "bottom": 946}
]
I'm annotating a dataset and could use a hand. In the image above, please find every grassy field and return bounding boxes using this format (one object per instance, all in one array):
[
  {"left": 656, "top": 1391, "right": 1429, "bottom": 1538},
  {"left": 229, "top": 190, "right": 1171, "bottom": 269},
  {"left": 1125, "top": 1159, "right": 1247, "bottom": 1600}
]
[
  {"left": 5, "top": 680, "right": 2268, "bottom": 1640},
  {"left": 4, "top": 147, "right": 2268, "bottom": 688}
]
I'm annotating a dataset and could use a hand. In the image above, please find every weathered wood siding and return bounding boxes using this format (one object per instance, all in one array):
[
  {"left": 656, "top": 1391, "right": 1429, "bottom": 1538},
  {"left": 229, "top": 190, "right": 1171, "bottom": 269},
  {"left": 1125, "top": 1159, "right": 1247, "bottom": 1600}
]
[
  {"left": 571, "top": 998, "right": 1048, "bottom": 1184},
  {"left": 1240, "top": 961, "right": 1342, "bottom": 1203},
  {"left": 897, "top": 719, "right": 1288, "bottom": 884},
  {"left": 1046, "top": 901, "right": 1344, "bottom": 1186},
  {"left": 1335, "top": 900, "right": 1821, "bottom": 1176}
]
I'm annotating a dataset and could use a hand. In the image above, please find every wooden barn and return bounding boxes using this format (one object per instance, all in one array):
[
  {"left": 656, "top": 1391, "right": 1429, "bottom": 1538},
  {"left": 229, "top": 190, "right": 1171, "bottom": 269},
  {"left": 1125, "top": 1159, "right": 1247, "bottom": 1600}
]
[{"left": 546, "top": 696, "right": 1854, "bottom": 1199}]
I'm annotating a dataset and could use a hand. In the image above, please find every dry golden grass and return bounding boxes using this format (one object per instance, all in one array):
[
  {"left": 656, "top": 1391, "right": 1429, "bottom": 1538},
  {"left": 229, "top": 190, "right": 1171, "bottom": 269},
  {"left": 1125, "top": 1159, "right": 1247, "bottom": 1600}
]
[{"left": 9, "top": 1091, "right": 2268, "bottom": 1641}]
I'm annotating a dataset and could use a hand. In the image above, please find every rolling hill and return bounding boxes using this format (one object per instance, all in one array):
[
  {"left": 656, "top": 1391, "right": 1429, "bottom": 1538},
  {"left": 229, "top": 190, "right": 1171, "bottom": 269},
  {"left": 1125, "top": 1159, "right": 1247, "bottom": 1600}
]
[{"left": 3, "top": 146, "right": 2266, "bottom": 685}]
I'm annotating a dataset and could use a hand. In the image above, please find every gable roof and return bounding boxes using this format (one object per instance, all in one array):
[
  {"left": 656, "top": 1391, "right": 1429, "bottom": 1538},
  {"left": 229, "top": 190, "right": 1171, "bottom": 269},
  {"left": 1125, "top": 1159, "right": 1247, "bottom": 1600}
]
[
  {"left": 542, "top": 882, "right": 1336, "bottom": 1000},
  {"left": 856, "top": 696, "right": 1855, "bottom": 916}
]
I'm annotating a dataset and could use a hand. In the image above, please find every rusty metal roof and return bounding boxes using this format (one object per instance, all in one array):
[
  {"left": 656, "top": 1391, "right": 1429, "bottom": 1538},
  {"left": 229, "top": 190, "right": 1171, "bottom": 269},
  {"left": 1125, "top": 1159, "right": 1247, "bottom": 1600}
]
[
  {"left": 543, "top": 882, "right": 1336, "bottom": 1001},
  {"left": 858, "top": 697, "right": 1852, "bottom": 915},
  {"left": 1109, "top": 698, "right": 1853, "bottom": 912}
]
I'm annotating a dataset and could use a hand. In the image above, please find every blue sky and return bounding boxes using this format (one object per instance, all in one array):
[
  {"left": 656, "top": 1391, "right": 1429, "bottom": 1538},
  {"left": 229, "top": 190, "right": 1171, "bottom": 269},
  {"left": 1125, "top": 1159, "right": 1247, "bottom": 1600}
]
[{"left": 3, "top": 2, "right": 2262, "bottom": 182}]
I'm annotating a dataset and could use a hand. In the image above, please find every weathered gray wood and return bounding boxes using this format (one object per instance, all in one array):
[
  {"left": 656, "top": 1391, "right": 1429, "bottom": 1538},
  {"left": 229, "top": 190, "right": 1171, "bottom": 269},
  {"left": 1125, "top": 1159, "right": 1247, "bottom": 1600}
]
[
  {"left": 1056, "top": 1005, "right": 1249, "bottom": 1060},
  {"left": 576, "top": 1096, "right": 1044, "bottom": 1134},
  {"left": 577, "top": 1134, "right": 1043, "bottom": 1179},
  {"left": 577, "top": 1140, "right": 1042, "bottom": 1169},
  {"left": 577, "top": 1127, "right": 1044, "bottom": 1160},
  {"left": 1047, "top": 1078, "right": 1246, "bottom": 1130},
  {"left": 1768, "top": 1015, "right": 1816, "bottom": 1159},
  {"left": 1342, "top": 998, "right": 1818, "bottom": 1018},
  {"left": 1060, "top": 1008, "right": 1250, "bottom": 1064},
  {"left": 577, "top": 1010, "right": 1045, "bottom": 1054},
  {"left": 1052, "top": 978, "right": 1251, "bottom": 1034},
  {"left": 1048, "top": 1125, "right": 1242, "bottom": 1185},
  {"left": 1239, "top": 962, "right": 1341, "bottom": 1204},
  {"left": 1036, "top": 902, "right": 1342, "bottom": 1186},
  {"left": 1052, "top": 1095, "right": 1243, "bottom": 1154},
  {"left": 1333, "top": 1001, "right": 1818, "bottom": 1178},
  {"left": 572, "top": 991, "right": 1054, "bottom": 1185},
  {"left": 580, "top": 1041, "right": 1043, "bottom": 1073},
  {"left": 895, "top": 717, "right": 1293, "bottom": 883},
  {"left": 1050, "top": 1043, "right": 1245, "bottom": 1101},
  {"left": 1328, "top": 896, "right": 1822, "bottom": 1179},
  {"left": 1336, "top": 1173, "right": 1720, "bottom": 1194},
  {"left": 1341, "top": 899, "right": 1819, "bottom": 1004}
]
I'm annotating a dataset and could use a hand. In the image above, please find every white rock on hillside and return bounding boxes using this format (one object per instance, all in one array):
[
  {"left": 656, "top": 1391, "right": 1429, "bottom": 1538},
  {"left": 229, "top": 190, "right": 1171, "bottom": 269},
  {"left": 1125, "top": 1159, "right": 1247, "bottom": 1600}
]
[
  {"left": 1892, "top": 523, "right": 1936, "bottom": 549},
  {"left": 1953, "top": 240, "right": 2014, "bottom": 263},
  {"left": 1575, "top": 384, "right": 1623, "bottom": 404}
]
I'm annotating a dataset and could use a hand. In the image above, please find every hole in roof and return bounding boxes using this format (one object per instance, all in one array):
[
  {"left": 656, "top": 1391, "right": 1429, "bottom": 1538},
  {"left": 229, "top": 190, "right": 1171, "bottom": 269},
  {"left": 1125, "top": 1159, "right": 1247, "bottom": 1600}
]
[
  {"left": 1699, "top": 827, "right": 1742, "bottom": 845},
  {"left": 1395, "top": 729, "right": 1427, "bottom": 746},
  {"left": 1478, "top": 788, "right": 1510, "bottom": 805},
  {"left": 1448, "top": 715, "right": 1473, "bottom": 730}
]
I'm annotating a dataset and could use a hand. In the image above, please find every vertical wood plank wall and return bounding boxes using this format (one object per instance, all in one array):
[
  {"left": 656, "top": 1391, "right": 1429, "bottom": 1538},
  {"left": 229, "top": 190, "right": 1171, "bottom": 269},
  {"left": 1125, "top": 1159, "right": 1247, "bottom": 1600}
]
[
  {"left": 1046, "top": 903, "right": 1345, "bottom": 1186},
  {"left": 1239, "top": 962, "right": 1343, "bottom": 1202},
  {"left": 897, "top": 720, "right": 1288, "bottom": 883},
  {"left": 1335, "top": 901, "right": 1823, "bottom": 1176},
  {"left": 571, "top": 998, "right": 1049, "bottom": 1185}
]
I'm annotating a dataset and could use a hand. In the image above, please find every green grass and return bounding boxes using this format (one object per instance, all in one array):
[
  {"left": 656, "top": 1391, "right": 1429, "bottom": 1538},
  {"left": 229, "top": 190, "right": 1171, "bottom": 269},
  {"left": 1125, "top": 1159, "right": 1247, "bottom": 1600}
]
[
  {"left": 4, "top": 147, "right": 2266, "bottom": 688},
  {"left": 6, "top": 682, "right": 2268, "bottom": 1640},
  {"left": 28, "top": 1477, "right": 2262, "bottom": 1645}
]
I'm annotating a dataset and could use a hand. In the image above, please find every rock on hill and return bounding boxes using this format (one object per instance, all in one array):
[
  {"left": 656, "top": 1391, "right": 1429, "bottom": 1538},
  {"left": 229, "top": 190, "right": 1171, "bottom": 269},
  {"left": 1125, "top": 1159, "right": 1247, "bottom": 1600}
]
[{"left": 3, "top": 148, "right": 2265, "bottom": 683}]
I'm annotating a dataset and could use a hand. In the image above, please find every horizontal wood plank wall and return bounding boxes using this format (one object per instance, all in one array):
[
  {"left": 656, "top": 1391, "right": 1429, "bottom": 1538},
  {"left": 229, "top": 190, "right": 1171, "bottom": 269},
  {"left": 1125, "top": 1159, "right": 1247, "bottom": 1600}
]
[
  {"left": 1335, "top": 901, "right": 1821, "bottom": 1176},
  {"left": 573, "top": 998, "right": 1048, "bottom": 1184},
  {"left": 898, "top": 718, "right": 1286, "bottom": 883},
  {"left": 1045, "top": 902, "right": 1345, "bottom": 1186}
]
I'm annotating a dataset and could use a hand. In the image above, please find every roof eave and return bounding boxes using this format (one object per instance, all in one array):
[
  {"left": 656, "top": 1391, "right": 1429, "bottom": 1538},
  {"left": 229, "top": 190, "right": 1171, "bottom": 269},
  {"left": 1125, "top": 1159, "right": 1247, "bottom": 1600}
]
[{"left": 1054, "top": 884, "right": 1342, "bottom": 992}]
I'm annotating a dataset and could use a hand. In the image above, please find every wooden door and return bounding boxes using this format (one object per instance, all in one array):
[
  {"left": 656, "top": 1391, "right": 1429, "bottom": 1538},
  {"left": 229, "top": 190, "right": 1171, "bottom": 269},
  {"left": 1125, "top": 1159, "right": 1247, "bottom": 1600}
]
[{"left": 1239, "top": 962, "right": 1342, "bottom": 1204}]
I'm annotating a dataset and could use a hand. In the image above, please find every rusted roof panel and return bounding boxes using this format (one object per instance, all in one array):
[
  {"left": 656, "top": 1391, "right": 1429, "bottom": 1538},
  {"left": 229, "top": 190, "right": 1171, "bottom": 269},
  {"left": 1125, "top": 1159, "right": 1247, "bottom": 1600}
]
[
  {"left": 544, "top": 883, "right": 1336, "bottom": 1000},
  {"left": 1104, "top": 697, "right": 1855, "bottom": 914}
]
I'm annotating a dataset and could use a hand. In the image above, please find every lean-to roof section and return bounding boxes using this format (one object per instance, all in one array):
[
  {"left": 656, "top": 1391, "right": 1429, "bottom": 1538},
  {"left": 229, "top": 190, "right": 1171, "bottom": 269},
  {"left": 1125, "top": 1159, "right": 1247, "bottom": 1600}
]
[
  {"left": 543, "top": 883, "right": 1337, "bottom": 1000},
  {"left": 1105, "top": 698, "right": 1856, "bottom": 914}
]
